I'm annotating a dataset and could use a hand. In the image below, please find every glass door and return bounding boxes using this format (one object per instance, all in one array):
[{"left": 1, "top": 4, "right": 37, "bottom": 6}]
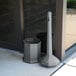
[
  {"left": 0, "top": 0, "right": 23, "bottom": 52},
  {"left": 23, "top": 0, "right": 56, "bottom": 54},
  {"left": 65, "top": 0, "right": 76, "bottom": 50}
]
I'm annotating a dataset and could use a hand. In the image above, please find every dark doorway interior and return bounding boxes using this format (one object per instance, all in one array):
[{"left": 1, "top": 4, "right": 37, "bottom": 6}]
[{"left": 0, "top": 0, "right": 23, "bottom": 52}]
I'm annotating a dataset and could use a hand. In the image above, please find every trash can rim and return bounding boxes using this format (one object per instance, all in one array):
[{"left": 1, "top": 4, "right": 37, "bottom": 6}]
[{"left": 24, "top": 38, "right": 41, "bottom": 44}]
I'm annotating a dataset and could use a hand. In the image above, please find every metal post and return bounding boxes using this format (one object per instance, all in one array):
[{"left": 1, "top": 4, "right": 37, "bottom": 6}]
[{"left": 40, "top": 11, "right": 60, "bottom": 67}]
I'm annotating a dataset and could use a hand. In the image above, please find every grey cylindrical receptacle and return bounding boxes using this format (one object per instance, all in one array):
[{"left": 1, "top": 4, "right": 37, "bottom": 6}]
[{"left": 23, "top": 38, "right": 41, "bottom": 63}]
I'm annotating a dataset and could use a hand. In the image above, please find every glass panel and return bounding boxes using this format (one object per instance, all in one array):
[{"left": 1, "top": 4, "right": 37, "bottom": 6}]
[
  {"left": 65, "top": 0, "right": 76, "bottom": 50},
  {"left": 23, "top": 0, "right": 56, "bottom": 38},
  {"left": 23, "top": 0, "right": 56, "bottom": 53},
  {"left": 67, "top": 0, "right": 76, "bottom": 8},
  {"left": 23, "top": 0, "right": 49, "bottom": 38},
  {"left": 0, "top": 0, "right": 16, "bottom": 44}
]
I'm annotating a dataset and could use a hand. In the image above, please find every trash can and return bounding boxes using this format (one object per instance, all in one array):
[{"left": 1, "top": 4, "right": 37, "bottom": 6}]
[
  {"left": 36, "top": 32, "right": 47, "bottom": 56},
  {"left": 23, "top": 38, "right": 41, "bottom": 63}
]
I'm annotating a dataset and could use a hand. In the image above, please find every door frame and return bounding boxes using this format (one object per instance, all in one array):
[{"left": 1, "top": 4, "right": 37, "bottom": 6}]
[{"left": 54, "top": 0, "right": 67, "bottom": 60}]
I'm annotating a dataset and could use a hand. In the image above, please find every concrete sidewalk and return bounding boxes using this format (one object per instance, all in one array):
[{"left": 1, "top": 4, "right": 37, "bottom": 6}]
[
  {"left": 0, "top": 48, "right": 63, "bottom": 76},
  {"left": 0, "top": 48, "right": 76, "bottom": 76}
]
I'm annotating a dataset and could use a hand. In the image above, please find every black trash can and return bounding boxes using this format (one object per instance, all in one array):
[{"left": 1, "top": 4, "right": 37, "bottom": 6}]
[{"left": 36, "top": 32, "right": 47, "bottom": 56}]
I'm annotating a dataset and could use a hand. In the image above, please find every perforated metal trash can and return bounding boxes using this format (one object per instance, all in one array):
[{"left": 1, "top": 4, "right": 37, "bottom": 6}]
[{"left": 23, "top": 38, "right": 41, "bottom": 63}]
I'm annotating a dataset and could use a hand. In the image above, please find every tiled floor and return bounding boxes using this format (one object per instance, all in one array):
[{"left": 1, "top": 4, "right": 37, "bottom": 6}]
[
  {"left": 0, "top": 48, "right": 76, "bottom": 76},
  {"left": 52, "top": 51, "right": 76, "bottom": 76},
  {"left": 0, "top": 48, "right": 63, "bottom": 76}
]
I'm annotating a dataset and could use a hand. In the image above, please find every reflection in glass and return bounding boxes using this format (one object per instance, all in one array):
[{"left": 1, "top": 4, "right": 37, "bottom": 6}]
[{"left": 0, "top": 0, "right": 16, "bottom": 44}]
